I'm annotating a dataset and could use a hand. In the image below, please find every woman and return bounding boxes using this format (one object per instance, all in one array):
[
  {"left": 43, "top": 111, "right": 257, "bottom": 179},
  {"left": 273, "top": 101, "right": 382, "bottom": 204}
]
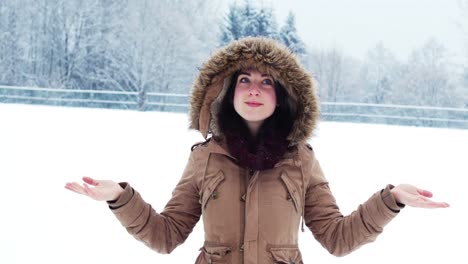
[{"left": 65, "top": 37, "right": 449, "bottom": 264}]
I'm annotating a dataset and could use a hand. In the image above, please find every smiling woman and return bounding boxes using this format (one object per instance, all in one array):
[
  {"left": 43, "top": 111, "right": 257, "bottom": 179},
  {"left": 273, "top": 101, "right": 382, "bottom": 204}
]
[{"left": 65, "top": 37, "right": 449, "bottom": 264}]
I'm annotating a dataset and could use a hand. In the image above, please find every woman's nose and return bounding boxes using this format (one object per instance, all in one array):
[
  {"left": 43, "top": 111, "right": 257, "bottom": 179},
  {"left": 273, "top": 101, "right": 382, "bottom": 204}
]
[{"left": 249, "top": 83, "right": 260, "bottom": 96}]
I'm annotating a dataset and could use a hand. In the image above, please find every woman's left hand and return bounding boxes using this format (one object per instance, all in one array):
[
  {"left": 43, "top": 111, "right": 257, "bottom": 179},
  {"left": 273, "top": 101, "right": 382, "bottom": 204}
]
[{"left": 391, "top": 184, "right": 450, "bottom": 208}]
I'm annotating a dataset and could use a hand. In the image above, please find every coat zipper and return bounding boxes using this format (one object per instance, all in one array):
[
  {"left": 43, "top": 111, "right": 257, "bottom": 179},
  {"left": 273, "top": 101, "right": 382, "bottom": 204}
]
[{"left": 240, "top": 167, "right": 254, "bottom": 264}]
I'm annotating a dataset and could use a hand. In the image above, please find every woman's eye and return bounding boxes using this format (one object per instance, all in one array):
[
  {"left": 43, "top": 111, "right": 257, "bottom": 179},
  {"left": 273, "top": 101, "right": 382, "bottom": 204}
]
[
  {"left": 263, "top": 79, "right": 273, "bottom": 85},
  {"left": 239, "top": 77, "right": 249, "bottom": 83}
]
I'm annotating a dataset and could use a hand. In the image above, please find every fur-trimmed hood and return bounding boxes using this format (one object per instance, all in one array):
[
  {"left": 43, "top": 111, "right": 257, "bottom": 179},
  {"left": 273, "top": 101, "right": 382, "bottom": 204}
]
[{"left": 189, "top": 37, "right": 320, "bottom": 145}]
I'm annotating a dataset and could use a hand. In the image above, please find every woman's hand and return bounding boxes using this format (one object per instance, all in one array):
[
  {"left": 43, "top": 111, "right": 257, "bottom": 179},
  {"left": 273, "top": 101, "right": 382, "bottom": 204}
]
[
  {"left": 65, "top": 176, "right": 124, "bottom": 201},
  {"left": 391, "top": 184, "right": 450, "bottom": 208}
]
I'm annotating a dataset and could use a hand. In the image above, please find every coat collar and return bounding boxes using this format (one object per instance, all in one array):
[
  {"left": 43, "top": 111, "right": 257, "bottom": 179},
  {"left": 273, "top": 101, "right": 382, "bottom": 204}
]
[{"left": 205, "top": 138, "right": 299, "bottom": 170}]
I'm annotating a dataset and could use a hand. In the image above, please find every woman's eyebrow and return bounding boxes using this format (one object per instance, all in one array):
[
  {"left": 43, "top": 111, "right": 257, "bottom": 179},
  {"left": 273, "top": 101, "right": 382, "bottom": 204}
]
[{"left": 239, "top": 72, "right": 272, "bottom": 78}]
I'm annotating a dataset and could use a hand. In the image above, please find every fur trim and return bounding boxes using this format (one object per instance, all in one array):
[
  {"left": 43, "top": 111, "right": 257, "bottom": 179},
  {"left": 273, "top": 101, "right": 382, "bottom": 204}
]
[{"left": 189, "top": 37, "right": 320, "bottom": 144}]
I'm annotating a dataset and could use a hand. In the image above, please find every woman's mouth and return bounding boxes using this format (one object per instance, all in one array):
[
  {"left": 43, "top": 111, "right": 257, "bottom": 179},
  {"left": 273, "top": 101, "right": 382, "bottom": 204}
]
[{"left": 245, "top": 101, "right": 263, "bottom": 107}]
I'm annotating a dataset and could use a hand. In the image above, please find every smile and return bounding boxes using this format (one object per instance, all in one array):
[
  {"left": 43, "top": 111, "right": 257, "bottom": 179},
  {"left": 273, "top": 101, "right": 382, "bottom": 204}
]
[{"left": 245, "top": 102, "right": 263, "bottom": 107}]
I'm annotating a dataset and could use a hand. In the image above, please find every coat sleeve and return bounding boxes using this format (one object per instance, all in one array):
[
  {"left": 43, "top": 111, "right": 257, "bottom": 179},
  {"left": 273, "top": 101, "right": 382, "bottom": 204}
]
[
  {"left": 107, "top": 150, "right": 203, "bottom": 254},
  {"left": 302, "top": 147, "right": 403, "bottom": 257}
]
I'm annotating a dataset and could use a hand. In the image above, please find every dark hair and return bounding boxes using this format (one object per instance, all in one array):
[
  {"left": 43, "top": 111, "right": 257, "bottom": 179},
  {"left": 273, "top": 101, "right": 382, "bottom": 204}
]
[{"left": 217, "top": 70, "right": 296, "bottom": 145}]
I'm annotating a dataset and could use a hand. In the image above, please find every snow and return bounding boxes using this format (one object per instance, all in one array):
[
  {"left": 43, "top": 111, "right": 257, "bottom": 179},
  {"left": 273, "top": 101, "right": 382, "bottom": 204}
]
[{"left": 0, "top": 103, "right": 466, "bottom": 264}]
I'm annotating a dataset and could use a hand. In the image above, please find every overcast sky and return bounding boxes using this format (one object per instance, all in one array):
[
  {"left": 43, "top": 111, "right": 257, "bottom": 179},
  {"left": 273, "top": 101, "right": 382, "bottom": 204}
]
[{"left": 263, "top": 0, "right": 466, "bottom": 61}]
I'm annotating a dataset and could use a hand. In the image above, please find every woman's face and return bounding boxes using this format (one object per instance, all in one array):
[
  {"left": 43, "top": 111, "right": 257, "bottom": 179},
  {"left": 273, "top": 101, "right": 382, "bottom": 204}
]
[{"left": 233, "top": 69, "right": 277, "bottom": 135}]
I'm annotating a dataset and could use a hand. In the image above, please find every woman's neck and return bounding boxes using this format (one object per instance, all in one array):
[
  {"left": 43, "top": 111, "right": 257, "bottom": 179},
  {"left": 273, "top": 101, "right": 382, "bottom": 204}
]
[{"left": 245, "top": 120, "right": 263, "bottom": 138}]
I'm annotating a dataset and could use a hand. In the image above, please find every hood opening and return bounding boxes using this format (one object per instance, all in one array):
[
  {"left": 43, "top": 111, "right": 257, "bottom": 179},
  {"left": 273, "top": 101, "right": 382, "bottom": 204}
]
[{"left": 189, "top": 37, "right": 320, "bottom": 146}]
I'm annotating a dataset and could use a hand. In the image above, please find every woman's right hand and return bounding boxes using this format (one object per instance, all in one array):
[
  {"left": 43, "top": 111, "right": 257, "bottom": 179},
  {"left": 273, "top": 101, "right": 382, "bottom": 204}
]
[{"left": 65, "top": 176, "right": 124, "bottom": 201}]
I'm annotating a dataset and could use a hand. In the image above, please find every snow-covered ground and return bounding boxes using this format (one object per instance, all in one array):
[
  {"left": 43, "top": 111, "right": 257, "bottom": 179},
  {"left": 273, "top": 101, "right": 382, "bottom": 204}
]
[{"left": 1, "top": 103, "right": 466, "bottom": 264}]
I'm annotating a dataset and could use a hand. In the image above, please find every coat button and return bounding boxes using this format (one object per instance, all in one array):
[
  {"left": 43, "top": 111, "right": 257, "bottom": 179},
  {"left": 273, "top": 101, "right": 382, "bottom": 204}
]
[
  {"left": 211, "top": 191, "right": 218, "bottom": 199},
  {"left": 287, "top": 193, "right": 292, "bottom": 201},
  {"left": 240, "top": 244, "right": 244, "bottom": 252}
]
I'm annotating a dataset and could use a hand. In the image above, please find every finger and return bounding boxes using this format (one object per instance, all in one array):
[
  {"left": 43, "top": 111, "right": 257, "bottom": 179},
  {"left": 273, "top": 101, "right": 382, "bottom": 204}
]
[
  {"left": 64, "top": 183, "right": 74, "bottom": 191},
  {"left": 65, "top": 182, "right": 82, "bottom": 192},
  {"left": 422, "top": 201, "right": 450, "bottom": 208},
  {"left": 413, "top": 198, "right": 450, "bottom": 208},
  {"left": 417, "top": 188, "right": 433, "bottom": 198},
  {"left": 83, "top": 176, "right": 99, "bottom": 186},
  {"left": 65, "top": 182, "right": 87, "bottom": 196}
]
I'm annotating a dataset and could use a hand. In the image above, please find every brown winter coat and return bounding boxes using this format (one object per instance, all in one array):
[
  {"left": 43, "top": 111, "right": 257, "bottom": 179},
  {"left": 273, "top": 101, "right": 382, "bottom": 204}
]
[{"left": 108, "top": 37, "right": 403, "bottom": 264}]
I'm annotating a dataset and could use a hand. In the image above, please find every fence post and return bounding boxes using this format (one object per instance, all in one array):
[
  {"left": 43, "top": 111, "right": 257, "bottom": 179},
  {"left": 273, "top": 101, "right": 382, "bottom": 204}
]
[{"left": 138, "top": 88, "right": 146, "bottom": 111}]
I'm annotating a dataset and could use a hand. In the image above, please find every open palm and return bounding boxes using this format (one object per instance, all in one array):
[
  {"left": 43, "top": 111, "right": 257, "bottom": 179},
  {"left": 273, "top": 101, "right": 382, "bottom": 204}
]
[
  {"left": 391, "top": 184, "right": 449, "bottom": 209},
  {"left": 65, "top": 176, "right": 123, "bottom": 201}
]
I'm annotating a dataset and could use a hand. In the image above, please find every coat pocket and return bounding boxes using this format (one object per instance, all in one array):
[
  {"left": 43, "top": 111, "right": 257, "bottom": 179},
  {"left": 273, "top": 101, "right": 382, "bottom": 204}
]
[
  {"left": 195, "top": 244, "right": 232, "bottom": 264},
  {"left": 280, "top": 173, "right": 302, "bottom": 213},
  {"left": 270, "top": 247, "right": 304, "bottom": 264},
  {"left": 200, "top": 171, "right": 225, "bottom": 209}
]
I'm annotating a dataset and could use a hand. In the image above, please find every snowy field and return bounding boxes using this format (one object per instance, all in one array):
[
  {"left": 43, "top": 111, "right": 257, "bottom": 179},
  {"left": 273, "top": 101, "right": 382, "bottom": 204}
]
[{"left": 0, "top": 103, "right": 467, "bottom": 264}]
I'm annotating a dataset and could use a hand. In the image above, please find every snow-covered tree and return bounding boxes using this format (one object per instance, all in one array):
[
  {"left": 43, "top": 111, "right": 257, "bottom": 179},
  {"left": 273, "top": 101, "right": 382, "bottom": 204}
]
[
  {"left": 397, "top": 38, "right": 455, "bottom": 106},
  {"left": 220, "top": 4, "right": 244, "bottom": 45},
  {"left": 219, "top": 0, "right": 280, "bottom": 45},
  {"left": 279, "top": 12, "right": 305, "bottom": 55},
  {"left": 0, "top": 0, "right": 220, "bottom": 101},
  {"left": 308, "top": 47, "right": 361, "bottom": 102},
  {"left": 457, "top": 0, "right": 468, "bottom": 107},
  {"left": 361, "top": 42, "right": 400, "bottom": 104},
  {"left": 0, "top": 0, "right": 23, "bottom": 85},
  {"left": 257, "top": 6, "right": 278, "bottom": 39},
  {"left": 459, "top": 68, "right": 468, "bottom": 107},
  {"left": 241, "top": 0, "right": 259, "bottom": 37}
]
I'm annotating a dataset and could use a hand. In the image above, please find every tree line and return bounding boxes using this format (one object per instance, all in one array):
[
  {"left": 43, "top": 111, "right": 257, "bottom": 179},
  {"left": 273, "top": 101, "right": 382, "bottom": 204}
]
[
  {"left": 0, "top": 0, "right": 466, "bottom": 109},
  {"left": 0, "top": 0, "right": 221, "bottom": 96}
]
